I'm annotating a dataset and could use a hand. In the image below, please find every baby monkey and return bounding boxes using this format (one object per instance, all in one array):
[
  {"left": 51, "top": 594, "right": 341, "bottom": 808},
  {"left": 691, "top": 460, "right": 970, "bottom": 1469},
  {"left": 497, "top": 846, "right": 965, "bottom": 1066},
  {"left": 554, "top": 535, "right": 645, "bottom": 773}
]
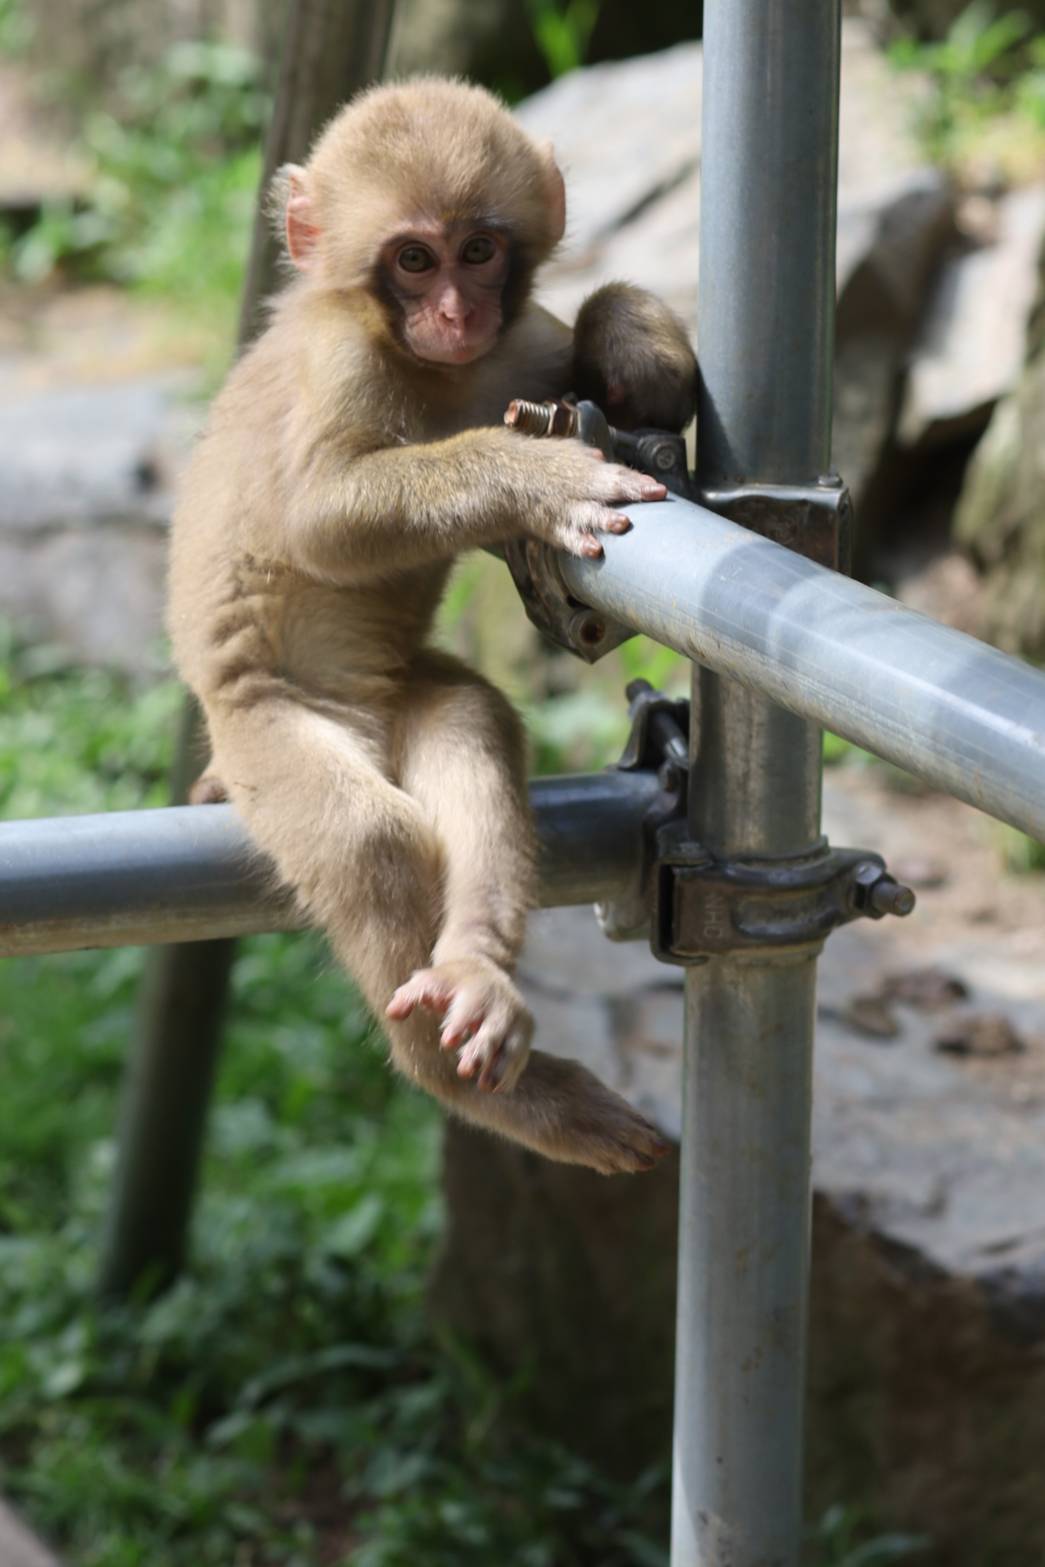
[{"left": 169, "top": 78, "right": 696, "bottom": 1174}]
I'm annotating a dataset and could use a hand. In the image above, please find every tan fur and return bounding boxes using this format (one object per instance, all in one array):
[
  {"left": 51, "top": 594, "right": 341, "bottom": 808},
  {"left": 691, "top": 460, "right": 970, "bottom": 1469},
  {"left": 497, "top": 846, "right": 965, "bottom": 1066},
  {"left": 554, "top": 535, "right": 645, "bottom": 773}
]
[
  {"left": 168, "top": 80, "right": 683, "bottom": 1173},
  {"left": 573, "top": 282, "right": 697, "bottom": 432}
]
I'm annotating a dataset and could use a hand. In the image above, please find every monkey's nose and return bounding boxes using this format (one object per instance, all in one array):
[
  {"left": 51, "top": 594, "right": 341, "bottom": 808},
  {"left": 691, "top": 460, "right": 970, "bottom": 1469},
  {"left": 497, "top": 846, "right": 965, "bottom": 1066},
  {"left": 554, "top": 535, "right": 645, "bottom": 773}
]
[{"left": 437, "top": 289, "right": 474, "bottom": 326}]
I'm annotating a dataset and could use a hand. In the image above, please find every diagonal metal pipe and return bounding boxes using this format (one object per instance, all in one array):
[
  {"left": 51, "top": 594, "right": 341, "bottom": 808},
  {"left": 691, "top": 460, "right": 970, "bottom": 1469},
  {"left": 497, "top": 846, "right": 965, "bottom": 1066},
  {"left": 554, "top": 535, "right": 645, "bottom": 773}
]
[{"left": 561, "top": 497, "right": 1045, "bottom": 846}]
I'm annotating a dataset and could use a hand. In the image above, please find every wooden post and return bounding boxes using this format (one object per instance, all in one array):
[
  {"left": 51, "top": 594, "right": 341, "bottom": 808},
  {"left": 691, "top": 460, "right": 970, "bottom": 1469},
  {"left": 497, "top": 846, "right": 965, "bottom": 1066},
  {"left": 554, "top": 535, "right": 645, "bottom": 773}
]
[{"left": 99, "top": 0, "right": 396, "bottom": 1298}]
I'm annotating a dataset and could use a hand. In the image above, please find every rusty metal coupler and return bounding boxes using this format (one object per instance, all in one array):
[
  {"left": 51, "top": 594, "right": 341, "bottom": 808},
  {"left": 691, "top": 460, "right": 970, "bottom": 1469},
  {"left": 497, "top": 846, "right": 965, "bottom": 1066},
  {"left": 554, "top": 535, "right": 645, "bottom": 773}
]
[{"left": 598, "top": 680, "right": 916, "bottom": 962}]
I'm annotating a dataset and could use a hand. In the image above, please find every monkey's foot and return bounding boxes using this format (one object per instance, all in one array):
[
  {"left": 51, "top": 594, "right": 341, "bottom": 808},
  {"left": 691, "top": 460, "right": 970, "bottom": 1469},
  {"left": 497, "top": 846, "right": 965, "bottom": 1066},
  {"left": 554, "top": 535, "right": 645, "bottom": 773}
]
[
  {"left": 386, "top": 958, "right": 534, "bottom": 1093},
  {"left": 519, "top": 1053, "right": 671, "bottom": 1176}
]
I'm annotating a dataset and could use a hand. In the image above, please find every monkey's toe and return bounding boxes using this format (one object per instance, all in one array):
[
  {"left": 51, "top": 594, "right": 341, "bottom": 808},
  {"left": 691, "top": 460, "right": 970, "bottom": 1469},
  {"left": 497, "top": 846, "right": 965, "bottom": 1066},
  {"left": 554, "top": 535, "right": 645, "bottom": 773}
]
[
  {"left": 587, "top": 1116, "right": 670, "bottom": 1175},
  {"left": 389, "top": 960, "right": 534, "bottom": 1092},
  {"left": 568, "top": 1088, "right": 670, "bottom": 1175}
]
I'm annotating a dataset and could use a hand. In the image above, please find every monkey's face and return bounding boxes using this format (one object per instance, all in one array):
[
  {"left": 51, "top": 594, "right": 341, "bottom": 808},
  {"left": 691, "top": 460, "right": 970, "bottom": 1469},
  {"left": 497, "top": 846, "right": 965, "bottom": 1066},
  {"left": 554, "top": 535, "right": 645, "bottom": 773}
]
[{"left": 380, "top": 223, "right": 511, "bottom": 367}]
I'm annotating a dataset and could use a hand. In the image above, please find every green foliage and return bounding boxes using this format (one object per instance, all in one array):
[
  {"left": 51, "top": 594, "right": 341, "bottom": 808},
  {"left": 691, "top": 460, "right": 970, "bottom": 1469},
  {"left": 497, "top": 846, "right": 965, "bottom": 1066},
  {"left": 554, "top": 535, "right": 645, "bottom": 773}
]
[
  {"left": 808, "top": 1504, "right": 929, "bottom": 1567},
  {"left": 6, "top": 40, "right": 265, "bottom": 318},
  {"left": 0, "top": 626, "right": 182, "bottom": 819},
  {"left": 823, "top": 730, "right": 857, "bottom": 766},
  {"left": 0, "top": 0, "right": 31, "bottom": 54},
  {"left": 527, "top": 636, "right": 685, "bottom": 774},
  {"left": 889, "top": 4, "right": 1045, "bottom": 178},
  {"left": 526, "top": 0, "right": 603, "bottom": 79},
  {"left": 994, "top": 822, "right": 1045, "bottom": 873}
]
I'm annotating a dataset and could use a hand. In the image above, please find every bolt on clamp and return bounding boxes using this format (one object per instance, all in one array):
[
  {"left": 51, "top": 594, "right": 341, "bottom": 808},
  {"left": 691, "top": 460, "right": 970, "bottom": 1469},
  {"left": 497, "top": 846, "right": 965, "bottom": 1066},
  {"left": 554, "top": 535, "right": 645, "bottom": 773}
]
[{"left": 597, "top": 681, "right": 916, "bottom": 962}]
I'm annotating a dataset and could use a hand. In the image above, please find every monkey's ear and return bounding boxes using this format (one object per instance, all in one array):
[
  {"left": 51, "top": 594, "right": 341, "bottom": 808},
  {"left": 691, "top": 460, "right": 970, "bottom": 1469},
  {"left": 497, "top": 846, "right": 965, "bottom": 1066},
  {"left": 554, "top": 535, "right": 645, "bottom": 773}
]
[
  {"left": 278, "top": 163, "right": 321, "bottom": 269},
  {"left": 538, "top": 142, "right": 566, "bottom": 244}
]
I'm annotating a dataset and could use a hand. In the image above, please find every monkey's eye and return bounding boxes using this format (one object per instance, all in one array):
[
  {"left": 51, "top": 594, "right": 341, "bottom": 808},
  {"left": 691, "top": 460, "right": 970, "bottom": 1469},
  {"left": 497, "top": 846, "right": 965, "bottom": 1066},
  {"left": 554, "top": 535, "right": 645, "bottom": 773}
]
[
  {"left": 397, "top": 244, "right": 436, "bottom": 274},
  {"left": 461, "top": 234, "right": 497, "bottom": 265}
]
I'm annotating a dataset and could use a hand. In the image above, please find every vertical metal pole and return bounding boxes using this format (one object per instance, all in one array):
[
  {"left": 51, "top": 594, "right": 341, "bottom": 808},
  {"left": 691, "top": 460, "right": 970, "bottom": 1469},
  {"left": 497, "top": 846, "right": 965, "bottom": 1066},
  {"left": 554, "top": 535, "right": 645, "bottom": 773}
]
[{"left": 671, "top": 3, "right": 841, "bottom": 1564}]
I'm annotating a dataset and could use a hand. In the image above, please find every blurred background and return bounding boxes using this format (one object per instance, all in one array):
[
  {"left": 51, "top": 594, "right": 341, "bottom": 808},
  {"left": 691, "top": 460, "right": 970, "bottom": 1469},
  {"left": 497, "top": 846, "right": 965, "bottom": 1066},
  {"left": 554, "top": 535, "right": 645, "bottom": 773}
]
[{"left": 1, "top": 2, "right": 1044, "bottom": 1564}]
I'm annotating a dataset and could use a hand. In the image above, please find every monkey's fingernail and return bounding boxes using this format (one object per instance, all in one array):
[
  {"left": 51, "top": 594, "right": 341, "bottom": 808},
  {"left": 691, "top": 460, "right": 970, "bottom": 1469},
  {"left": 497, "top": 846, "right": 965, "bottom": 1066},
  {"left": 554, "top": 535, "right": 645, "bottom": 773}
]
[{"left": 642, "top": 482, "right": 667, "bottom": 498}]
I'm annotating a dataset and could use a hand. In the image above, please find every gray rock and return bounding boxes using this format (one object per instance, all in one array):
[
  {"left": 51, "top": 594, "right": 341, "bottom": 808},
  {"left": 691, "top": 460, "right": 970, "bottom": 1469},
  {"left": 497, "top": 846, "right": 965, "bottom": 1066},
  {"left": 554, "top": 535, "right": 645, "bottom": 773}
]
[
  {"left": 899, "top": 184, "right": 1045, "bottom": 447},
  {"left": 432, "top": 769, "right": 1045, "bottom": 1561},
  {"left": 834, "top": 169, "right": 954, "bottom": 507},
  {"left": 0, "top": 375, "right": 199, "bottom": 667},
  {"left": 953, "top": 236, "right": 1045, "bottom": 660},
  {"left": 516, "top": 24, "right": 952, "bottom": 521},
  {"left": 0, "top": 379, "right": 195, "bottom": 533}
]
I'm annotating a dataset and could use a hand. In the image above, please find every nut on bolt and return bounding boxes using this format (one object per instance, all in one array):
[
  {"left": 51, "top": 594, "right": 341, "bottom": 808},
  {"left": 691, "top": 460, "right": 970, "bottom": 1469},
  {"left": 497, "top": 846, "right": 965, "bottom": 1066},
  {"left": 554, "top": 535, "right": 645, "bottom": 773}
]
[
  {"left": 849, "top": 859, "right": 916, "bottom": 919},
  {"left": 504, "top": 399, "right": 578, "bottom": 438}
]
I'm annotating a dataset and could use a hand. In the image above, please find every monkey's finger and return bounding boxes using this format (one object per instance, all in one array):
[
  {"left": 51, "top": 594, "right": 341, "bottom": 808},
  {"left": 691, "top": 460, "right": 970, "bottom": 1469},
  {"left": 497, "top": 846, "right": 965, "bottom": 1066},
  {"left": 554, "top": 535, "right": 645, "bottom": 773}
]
[
  {"left": 385, "top": 988, "right": 419, "bottom": 1020},
  {"left": 489, "top": 1023, "right": 532, "bottom": 1093},
  {"left": 439, "top": 988, "right": 489, "bottom": 1045},
  {"left": 441, "top": 1013, "right": 483, "bottom": 1050},
  {"left": 611, "top": 479, "right": 667, "bottom": 504},
  {"left": 386, "top": 974, "right": 451, "bottom": 1020},
  {"left": 568, "top": 501, "right": 634, "bottom": 539},
  {"left": 595, "top": 465, "right": 667, "bottom": 503},
  {"left": 456, "top": 1016, "right": 505, "bottom": 1079},
  {"left": 456, "top": 1047, "right": 483, "bottom": 1080},
  {"left": 477, "top": 1043, "right": 506, "bottom": 1093},
  {"left": 415, "top": 987, "right": 453, "bottom": 1015}
]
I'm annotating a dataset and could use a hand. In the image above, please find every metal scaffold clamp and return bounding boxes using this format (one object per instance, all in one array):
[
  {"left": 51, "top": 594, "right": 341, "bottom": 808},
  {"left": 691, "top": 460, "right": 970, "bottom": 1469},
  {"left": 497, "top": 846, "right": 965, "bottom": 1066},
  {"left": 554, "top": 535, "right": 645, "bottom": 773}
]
[
  {"left": 500, "top": 397, "right": 693, "bottom": 662},
  {"left": 597, "top": 679, "right": 916, "bottom": 961}
]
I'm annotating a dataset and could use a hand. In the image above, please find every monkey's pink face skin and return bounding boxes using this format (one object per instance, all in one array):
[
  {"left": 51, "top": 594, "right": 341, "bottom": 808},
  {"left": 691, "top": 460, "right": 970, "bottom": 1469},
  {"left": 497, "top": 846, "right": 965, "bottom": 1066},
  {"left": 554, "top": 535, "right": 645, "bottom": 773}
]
[{"left": 382, "top": 224, "right": 510, "bottom": 366}]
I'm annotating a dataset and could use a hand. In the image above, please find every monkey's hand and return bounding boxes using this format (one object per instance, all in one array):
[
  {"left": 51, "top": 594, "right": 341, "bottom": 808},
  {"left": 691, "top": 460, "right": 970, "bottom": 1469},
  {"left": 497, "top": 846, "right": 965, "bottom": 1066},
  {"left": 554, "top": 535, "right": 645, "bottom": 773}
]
[
  {"left": 386, "top": 957, "right": 534, "bottom": 1093},
  {"left": 520, "top": 439, "right": 666, "bottom": 560}
]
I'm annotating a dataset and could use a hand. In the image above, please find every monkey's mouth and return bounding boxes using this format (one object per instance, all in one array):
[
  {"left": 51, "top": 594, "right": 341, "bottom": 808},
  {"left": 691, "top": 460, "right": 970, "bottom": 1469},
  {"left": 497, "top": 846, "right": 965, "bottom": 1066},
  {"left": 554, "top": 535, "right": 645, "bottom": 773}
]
[{"left": 409, "top": 335, "right": 497, "bottom": 368}]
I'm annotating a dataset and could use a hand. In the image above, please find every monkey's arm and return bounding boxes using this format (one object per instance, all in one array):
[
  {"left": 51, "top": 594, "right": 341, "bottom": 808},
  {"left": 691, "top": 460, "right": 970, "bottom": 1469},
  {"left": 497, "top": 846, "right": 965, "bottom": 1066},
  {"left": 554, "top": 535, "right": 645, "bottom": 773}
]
[
  {"left": 285, "top": 428, "right": 665, "bottom": 583},
  {"left": 572, "top": 282, "right": 697, "bottom": 434}
]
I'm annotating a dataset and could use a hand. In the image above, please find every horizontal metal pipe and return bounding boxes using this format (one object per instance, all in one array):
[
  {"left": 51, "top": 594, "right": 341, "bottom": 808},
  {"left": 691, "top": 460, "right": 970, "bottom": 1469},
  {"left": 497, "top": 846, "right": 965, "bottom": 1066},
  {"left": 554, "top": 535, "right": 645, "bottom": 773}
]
[
  {"left": 0, "top": 770, "right": 659, "bottom": 958},
  {"left": 563, "top": 498, "right": 1045, "bottom": 842}
]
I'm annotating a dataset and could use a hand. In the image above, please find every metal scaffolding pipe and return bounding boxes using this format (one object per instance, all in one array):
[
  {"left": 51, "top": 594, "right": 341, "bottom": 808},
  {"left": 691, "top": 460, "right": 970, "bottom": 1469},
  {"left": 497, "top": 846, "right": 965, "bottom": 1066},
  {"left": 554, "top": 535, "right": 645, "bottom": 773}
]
[
  {"left": 561, "top": 498, "right": 1045, "bottom": 846},
  {"left": 0, "top": 771, "right": 661, "bottom": 958},
  {"left": 664, "top": 2, "right": 841, "bottom": 1563}
]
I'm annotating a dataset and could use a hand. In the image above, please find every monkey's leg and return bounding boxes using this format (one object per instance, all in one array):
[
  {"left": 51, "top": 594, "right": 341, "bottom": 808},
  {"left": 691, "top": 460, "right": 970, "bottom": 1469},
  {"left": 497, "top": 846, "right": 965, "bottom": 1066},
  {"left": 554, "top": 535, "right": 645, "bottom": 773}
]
[
  {"left": 385, "top": 651, "right": 537, "bottom": 1093},
  {"left": 208, "top": 694, "right": 445, "bottom": 1005},
  {"left": 210, "top": 695, "right": 663, "bottom": 1174},
  {"left": 386, "top": 652, "right": 669, "bottom": 1175}
]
